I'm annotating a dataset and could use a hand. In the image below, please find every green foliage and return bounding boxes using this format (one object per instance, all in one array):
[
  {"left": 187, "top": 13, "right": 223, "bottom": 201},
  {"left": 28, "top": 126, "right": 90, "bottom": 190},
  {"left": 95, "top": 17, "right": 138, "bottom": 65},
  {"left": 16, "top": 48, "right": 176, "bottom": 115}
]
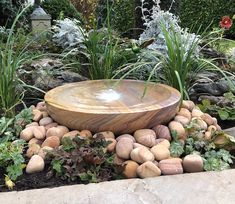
[
  {"left": 112, "top": 0, "right": 135, "bottom": 35},
  {"left": 0, "top": 0, "right": 26, "bottom": 27},
  {"left": 82, "top": 2, "right": 138, "bottom": 79},
  {"left": 0, "top": 108, "right": 33, "bottom": 142},
  {"left": 198, "top": 92, "right": 235, "bottom": 121},
  {"left": 83, "top": 28, "right": 118, "bottom": 79},
  {"left": 47, "top": 135, "right": 123, "bottom": 183},
  {"left": 42, "top": 0, "right": 82, "bottom": 21},
  {"left": 169, "top": 141, "right": 184, "bottom": 157},
  {"left": 99, "top": 0, "right": 136, "bottom": 35},
  {"left": 97, "top": 0, "right": 135, "bottom": 35},
  {"left": 203, "top": 149, "right": 234, "bottom": 171},
  {"left": 157, "top": 23, "right": 201, "bottom": 99},
  {"left": 0, "top": 139, "right": 26, "bottom": 181},
  {"left": 169, "top": 121, "right": 234, "bottom": 171},
  {"left": 179, "top": 0, "right": 235, "bottom": 38},
  {"left": 0, "top": 6, "right": 44, "bottom": 117}
]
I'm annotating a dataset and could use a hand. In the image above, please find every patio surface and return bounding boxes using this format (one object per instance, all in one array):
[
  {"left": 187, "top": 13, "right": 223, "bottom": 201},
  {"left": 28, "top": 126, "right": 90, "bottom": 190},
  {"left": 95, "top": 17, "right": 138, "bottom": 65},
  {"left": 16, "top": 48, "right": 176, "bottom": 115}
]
[{"left": 0, "top": 169, "right": 234, "bottom": 204}]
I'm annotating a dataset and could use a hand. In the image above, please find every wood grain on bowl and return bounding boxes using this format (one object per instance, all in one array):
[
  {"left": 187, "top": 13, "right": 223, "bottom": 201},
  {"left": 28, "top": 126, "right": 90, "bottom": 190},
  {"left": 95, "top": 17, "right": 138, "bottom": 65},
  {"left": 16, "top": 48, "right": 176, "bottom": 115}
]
[{"left": 45, "top": 80, "right": 181, "bottom": 134}]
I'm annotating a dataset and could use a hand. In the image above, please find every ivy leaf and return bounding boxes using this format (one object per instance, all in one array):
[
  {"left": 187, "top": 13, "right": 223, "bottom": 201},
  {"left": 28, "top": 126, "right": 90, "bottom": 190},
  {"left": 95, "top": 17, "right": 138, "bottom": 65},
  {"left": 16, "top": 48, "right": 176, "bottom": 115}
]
[{"left": 218, "top": 109, "right": 229, "bottom": 120}]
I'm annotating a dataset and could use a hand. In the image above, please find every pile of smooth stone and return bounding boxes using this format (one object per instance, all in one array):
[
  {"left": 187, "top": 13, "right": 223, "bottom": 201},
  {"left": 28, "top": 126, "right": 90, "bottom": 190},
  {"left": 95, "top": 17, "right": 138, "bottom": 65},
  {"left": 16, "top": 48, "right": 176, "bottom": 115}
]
[{"left": 20, "top": 100, "right": 221, "bottom": 178}]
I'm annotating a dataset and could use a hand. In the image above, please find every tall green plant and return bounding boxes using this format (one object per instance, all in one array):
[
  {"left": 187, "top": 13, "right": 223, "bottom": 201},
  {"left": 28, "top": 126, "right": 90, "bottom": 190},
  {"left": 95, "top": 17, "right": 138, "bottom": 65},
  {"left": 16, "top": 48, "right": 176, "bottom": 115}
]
[
  {"left": 0, "top": 6, "right": 44, "bottom": 117},
  {"left": 159, "top": 23, "right": 201, "bottom": 99},
  {"left": 83, "top": 0, "right": 117, "bottom": 80}
]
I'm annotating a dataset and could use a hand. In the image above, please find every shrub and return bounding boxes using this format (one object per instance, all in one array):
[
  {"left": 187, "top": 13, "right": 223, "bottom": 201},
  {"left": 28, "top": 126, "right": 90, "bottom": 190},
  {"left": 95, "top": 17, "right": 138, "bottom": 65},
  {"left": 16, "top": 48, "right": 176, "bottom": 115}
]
[
  {"left": 179, "top": 0, "right": 235, "bottom": 39},
  {"left": 96, "top": 0, "right": 136, "bottom": 36},
  {"left": 0, "top": 0, "right": 26, "bottom": 27},
  {"left": 69, "top": 0, "right": 99, "bottom": 28},
  {"left": 41, "top": 0, "right": 82, "bottom": 21}
]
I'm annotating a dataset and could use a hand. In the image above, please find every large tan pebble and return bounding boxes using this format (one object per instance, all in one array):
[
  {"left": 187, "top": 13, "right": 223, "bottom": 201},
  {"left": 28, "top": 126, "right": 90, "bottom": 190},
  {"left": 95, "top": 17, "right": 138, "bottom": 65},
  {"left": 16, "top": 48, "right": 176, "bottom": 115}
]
[
  {"left": 151, "top": 145, "right": 170, "bottom": 161},
  {"left": 41, "top": 111, "right": 49, "bottom": 118},
  {"left": 38, "top": 146, "right": 53, "bottom": 159},
  {"left": 183, "top": 154, "right": 203, "bottom": 173},
  {"left": 105, "top": 138, "right": 117, "bottom": 152},
  {"left": 204, "top": 131, "right": 212, "bottom": 141},
  {"left": 133, "top": 143, "right": 149, "bottom": 149},
  {"left": 174, "top": 115, "right": 190, "bottom": 126},
  {"left": 36, "top": 101, "right": 47, "bottom": 111},
  {"left": 33, "top": 126, "right": 46, "bottom": 140},
  {"left": 181, "top": 100, "right": 195, "bottom": 111},
  {"left": 137, "top": 161, "right": 161, "bottom": 178},
  {"left": 46, "top": 126, "right": 69, "bottom": 140},
  {"left": 26, "top": 143, "right": 41, "bottom": 158},
  {"left": 39, "top": 117, "right": 53, "bottom": 126},
  {"left": 191, "top": 117, "right": 208, "bottom": 130},
  {"left": 134, "top": 129, "right": 156, "bottom": 147},
  {"left": 215, "top": 124, "right": 221, "bottom": 131},
  {"left": 30, "top": 105, "right": 36, "bottom": 110},
  {"left": 156, "top": 139, "right": 170, "bottom": 149},
  {"left": 113, "top": 154, "right": 125, "bottom": 165},
  {"left": 201, "top": 113, "right": 214, "bottom": 126},
  {"left": 26, "top": 122, "right": 39, "bottom": 128},
  {"left": 168, "top": 121, "right": 186, "bottom": 140},
  {"left": 62, "top": 130, "right": 80, "bottom": 140},
  {"left": 208, "top": 125, "right": 217, "bottom": 132},
  {"left": 116, "top": 138, "right": 133, "bottom": 159},
  {"left": 177, "top": 108, "right": 191, "bottom": 120},
  {"left": 168, "top": 158, "right": 183, "bottom": 163},
  {"left": 123, "top": 160, "right": 139, "bottom": 178},
  {"left": 93, "top": 131, "right": 115, "bottom": 139},
  {"left": 130, "top": 147, "right": 154, "bottom": 163},
  {"left": 79, "top": 130, "right": 92, "bottom": 138},
  {"left": 32, "top": 109, "right": 43, "bottom": 122},
  {"left": 42, "top": 136, "right": 60, "bottom": 148},
  {"left": 159, "top": 158, "right": 183, "bottom": 175},
  {"left": 44, "top": 122, "right": 58, "bottom": 131},
  {"left": 155, "top": 138, "right": 166, "bottom": 144},
  {"left": 192, "top": 108, "right": 204, "bottom": 118},
  {"left": 116, "top": 134, "right": 136, "bottom": 143},
  {"left": 152, "top": 125, "right": 171, "bottom": 141},
  {"left": 152, "top": 160, "right": 159, "bottom": 167},
  {"left": 26, "top": 155, "right": 45, "bottom": 174},
  {"left": 28, "top": 138, "right": 43, "bottom": 146},
  {"left": 212, "top": 117, "right": 218, "bottom": 125},
  {"left": 20, "top": 127, "right": 34, "bottom": 141}
]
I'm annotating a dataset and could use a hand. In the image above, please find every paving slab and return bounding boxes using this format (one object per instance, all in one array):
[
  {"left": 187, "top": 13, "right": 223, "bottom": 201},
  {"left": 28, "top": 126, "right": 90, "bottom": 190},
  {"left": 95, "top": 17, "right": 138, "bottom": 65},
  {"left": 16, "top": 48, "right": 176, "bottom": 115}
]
[{"left": 0, "top": 169, "right": 235, "bottom": 204}]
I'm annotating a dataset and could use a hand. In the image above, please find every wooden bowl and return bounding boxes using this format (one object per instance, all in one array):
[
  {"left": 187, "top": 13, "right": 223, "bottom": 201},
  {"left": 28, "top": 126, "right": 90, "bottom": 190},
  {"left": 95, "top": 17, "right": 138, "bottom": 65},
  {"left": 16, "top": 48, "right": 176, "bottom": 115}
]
[{"left": 45, "top": 80, "right": 181, "bottom": 134}]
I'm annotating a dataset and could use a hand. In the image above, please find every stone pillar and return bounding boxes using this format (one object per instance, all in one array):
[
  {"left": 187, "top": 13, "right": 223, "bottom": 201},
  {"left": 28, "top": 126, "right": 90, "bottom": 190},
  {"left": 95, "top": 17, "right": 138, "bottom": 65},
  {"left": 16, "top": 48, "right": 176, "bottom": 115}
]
[{"left": 30, "top": 6, "right": 51, "bottom": 33}]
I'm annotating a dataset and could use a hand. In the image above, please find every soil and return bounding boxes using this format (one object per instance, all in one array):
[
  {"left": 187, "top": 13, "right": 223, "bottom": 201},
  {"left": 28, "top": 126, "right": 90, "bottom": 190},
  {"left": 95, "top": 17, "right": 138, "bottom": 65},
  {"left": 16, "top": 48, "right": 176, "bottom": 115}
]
[
  {"left": 0, "top": 159, "right": 120, "bottom": 192},
  {"left": 0, "top": 165, "right": 80, "bottom": 192}
]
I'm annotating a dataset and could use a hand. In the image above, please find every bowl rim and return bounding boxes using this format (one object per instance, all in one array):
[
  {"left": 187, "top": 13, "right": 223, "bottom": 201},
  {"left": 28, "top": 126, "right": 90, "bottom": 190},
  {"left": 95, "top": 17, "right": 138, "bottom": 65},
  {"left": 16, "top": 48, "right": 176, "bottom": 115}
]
[{"left": 45, "top": 79, "right": 181, "bottom": 114}]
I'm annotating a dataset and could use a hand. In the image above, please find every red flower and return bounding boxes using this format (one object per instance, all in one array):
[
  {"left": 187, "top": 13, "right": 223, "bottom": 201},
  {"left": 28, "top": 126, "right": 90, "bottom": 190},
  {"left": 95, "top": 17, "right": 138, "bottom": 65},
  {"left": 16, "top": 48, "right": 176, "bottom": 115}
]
[{"left": 219, "top": 16, "right": 233, "bottom": 29}]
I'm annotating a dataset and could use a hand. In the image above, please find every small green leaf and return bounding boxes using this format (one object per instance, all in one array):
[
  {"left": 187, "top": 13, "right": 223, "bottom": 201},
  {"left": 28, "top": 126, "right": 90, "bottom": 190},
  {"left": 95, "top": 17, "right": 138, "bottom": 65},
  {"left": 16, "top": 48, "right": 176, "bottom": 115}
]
[
  {"left": 170, "top": 141, "right": 184, "bottom": 157},
  {"left": 218, "top": 110, "right": 229, "bottom": 120},
  {"left": 52, "top": 159, "right": 63, "bottom": 174}
]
